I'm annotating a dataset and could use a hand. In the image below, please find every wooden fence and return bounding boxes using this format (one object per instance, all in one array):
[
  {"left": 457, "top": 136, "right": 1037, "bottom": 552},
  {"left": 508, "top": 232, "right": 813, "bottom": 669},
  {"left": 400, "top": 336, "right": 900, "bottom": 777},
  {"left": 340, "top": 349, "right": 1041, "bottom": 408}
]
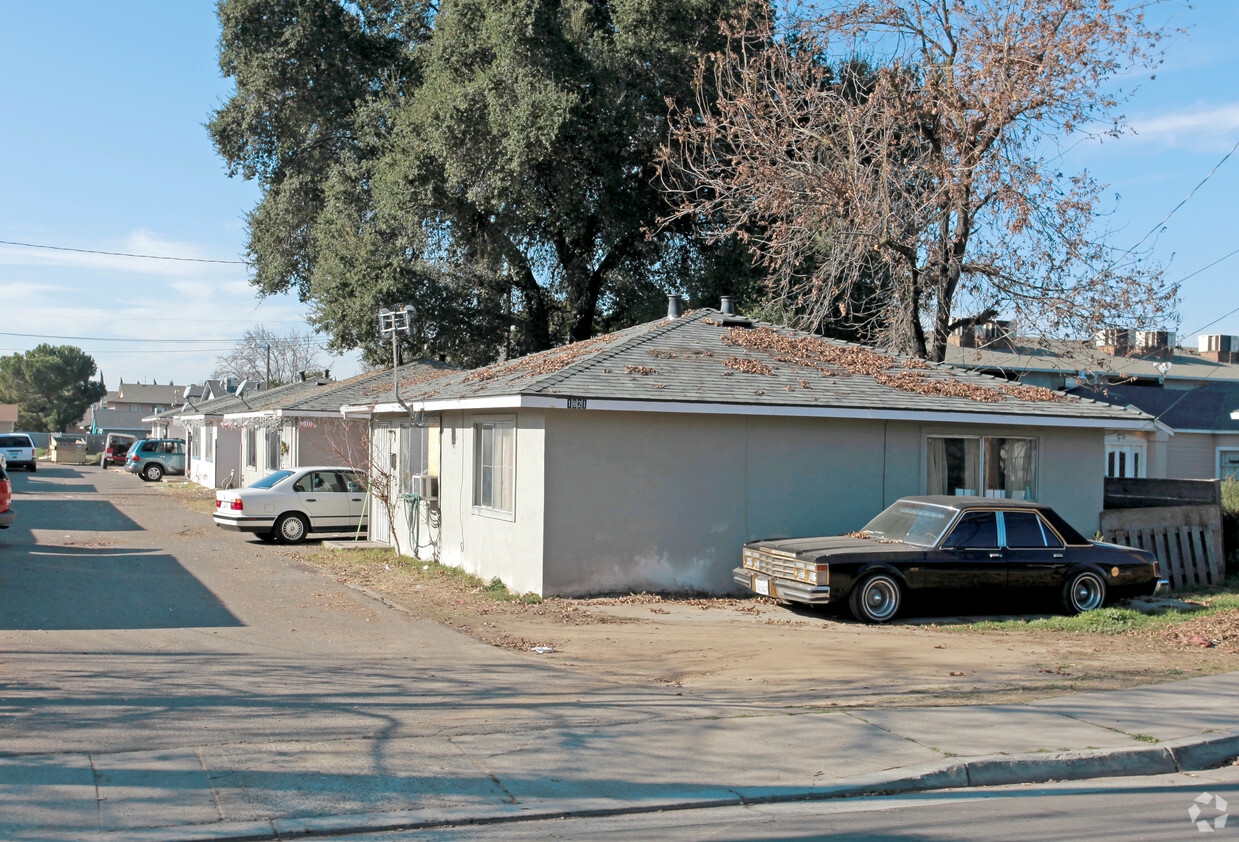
[{"left": 1100, "top": 479, "right": 1226, "bottom": 590}]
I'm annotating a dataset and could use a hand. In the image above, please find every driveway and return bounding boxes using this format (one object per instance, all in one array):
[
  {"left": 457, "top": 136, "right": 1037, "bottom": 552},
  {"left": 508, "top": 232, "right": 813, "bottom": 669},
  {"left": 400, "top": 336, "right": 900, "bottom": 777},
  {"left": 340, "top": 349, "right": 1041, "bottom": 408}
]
[{"left": 0, "top": 465, "right": 722, "bottom": 836}]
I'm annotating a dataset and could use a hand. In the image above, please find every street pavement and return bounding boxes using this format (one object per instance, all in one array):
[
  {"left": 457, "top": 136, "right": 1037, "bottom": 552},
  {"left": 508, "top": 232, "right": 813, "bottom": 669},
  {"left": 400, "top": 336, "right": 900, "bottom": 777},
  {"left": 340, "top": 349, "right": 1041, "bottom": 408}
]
[{"left": 0, "top": 464, "right": 1236, "bottom": 841}]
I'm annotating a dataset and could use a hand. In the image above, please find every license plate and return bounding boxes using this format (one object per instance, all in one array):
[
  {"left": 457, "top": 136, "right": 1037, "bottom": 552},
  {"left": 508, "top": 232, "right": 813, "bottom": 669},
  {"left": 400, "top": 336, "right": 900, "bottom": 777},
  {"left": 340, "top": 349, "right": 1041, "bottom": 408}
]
[{"left": 753, "top": 576, "right": 770, "bottom": 596}]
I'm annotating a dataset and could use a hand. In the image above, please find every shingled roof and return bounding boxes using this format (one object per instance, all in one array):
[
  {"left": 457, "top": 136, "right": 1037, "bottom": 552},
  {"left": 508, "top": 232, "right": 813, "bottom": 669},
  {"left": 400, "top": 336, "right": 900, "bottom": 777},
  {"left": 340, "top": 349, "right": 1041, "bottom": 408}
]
[
  {"left": 225, "top": 360, "right": 459, "bottom": 417},
  {"left": 342, "top": 309, "right": 1155, "bottom": 429},
  {"left": 1069, "top": 382, "right": 1239, "bottom": 433}
]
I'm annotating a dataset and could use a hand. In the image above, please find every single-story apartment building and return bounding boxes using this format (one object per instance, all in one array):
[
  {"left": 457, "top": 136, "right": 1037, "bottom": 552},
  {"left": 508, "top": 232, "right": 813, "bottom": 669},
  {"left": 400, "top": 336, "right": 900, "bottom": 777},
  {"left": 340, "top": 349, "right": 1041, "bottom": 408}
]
[{"left": 342, "top": 305, "right": 1158, "bottom": 597}]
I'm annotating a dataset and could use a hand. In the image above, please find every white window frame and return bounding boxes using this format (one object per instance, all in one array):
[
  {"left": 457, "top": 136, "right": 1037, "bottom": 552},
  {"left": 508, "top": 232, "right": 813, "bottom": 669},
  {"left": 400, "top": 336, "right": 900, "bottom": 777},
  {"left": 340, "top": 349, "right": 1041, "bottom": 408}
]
[
  {"left": 398, "top": 424, "right": 429, "bottom": 496},
  {"left": 926, "top": 434, "right": 1040, "bottom": 501},
  {"left": 266, "top": 429, "right": 281, "bottom": 471},
  {"left": 1105, "top": 435, "right": 1146, "bottom": 479},
  {"left": 204, "top": 425, "right": 213, "bottom": 461},
  {"left": 245, "top": 428, "right": 257, "bottom": 469},
  {"left": 472, "top": 416, "right": 516, "bottom": 520},
  {"left": 1217, "top": 447, "right": 1239, "bottom": 481}
]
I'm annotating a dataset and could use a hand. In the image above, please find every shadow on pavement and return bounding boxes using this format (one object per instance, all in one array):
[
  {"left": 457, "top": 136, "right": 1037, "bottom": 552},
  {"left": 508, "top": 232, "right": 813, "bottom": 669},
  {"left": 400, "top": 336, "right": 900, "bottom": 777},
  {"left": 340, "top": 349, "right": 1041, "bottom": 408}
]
[
  {"left": 12, "top": 496, "right": 142, "bottom": 531},
  {"left": 0, "top": 543, "right": 241, "bottom": 630}
]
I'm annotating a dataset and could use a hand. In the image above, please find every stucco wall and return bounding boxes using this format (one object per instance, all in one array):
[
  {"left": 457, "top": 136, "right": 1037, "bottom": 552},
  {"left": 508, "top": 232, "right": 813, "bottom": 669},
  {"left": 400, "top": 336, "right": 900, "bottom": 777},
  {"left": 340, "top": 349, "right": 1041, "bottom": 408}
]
[
  {"left": 187, "top": 423, "right": 241, "bottom": 488},
  {"left": 436, "top": 409, "right": 547, "bottom": 596},
  {"left": 536, "top": 411, "right": 1106, "bottom": 596}
]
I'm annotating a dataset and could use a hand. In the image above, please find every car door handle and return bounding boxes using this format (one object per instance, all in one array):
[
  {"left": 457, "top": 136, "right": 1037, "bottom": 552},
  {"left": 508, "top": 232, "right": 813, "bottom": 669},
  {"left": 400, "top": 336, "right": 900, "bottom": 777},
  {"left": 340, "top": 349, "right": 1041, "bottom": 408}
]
[
  {"left": 305, "top": 497, "right": 316, "bottom": 502},
  {"left": 1053, "top": 553, "right": 1064, "bottom": 558},
  {"left": 989, "top": 553, "right": 1003, "bottom": 558}
]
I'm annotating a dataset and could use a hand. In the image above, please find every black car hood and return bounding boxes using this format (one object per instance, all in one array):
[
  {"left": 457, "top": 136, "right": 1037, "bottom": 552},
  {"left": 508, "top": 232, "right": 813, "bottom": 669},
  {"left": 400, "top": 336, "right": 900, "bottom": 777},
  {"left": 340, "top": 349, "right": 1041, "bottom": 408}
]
[{"left": 749, "top": 535, "right": 925, "bottom": 558}]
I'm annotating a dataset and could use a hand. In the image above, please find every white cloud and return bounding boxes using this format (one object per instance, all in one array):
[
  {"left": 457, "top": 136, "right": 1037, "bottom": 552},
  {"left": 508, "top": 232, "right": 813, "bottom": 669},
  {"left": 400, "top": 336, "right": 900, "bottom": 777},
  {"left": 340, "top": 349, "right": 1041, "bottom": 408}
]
[{"left": 1128, "top": 103, "right": 1239, "bottom": 151}]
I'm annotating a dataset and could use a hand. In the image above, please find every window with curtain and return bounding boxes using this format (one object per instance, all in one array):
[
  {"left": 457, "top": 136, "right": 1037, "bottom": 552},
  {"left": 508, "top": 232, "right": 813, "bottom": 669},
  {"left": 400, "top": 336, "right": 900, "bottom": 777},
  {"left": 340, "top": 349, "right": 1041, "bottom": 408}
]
[
  {"left": 927, "top": 436, "right": 1038, "bottom": 500},
  {"left": 473, "top": 419, "right": 515, "bottom": 515},
  {"left": 204, "top": 427, "right": 213, "bottom": 460},
  {"left": 245, "top": 428, "right": 257, "bottom": 468}
]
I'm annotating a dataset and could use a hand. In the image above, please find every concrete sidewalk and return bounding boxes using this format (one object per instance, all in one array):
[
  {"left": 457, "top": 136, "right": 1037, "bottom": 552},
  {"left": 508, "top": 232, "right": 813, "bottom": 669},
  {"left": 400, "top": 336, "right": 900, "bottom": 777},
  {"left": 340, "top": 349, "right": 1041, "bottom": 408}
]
[{"left": 3, "top": 672, "right": 1237, "bottom": 842}]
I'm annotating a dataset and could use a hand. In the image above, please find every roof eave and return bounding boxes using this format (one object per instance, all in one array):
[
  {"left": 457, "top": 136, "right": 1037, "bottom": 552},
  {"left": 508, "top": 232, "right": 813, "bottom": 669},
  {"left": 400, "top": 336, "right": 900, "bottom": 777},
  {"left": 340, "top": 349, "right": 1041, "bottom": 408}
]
[{"left": 347, "top": 394, "right": 1153, "bottom": 430}]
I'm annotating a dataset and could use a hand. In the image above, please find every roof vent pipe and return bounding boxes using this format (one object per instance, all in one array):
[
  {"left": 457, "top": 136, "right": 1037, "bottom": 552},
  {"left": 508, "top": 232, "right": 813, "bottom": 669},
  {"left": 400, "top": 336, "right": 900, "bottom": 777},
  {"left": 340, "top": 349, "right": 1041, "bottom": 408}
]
[
  {"left": 720, "top": 296, "right": 735, "bottom": 316},
  {"left": 298, "top": 371, "right": 306, "bottom": 382},
  {"left": 667, "top": 294, "right": 683, "bottom": 319}
]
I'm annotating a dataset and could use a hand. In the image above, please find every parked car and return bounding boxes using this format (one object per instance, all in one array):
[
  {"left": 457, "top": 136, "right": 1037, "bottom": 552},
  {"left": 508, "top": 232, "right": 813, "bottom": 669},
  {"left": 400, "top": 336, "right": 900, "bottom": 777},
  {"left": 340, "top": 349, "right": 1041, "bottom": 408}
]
[
  {"left": 0, "top": 433, "right": 36, "bottom": 472},
  {"left": 213, "top": 466, "right": 368, "bottom": 544},
  {"left": 124, "top": 438, "right": 186, "bottom": 481},
  {"left": 734, "top": 496, "right": 1167, "bottom": 623},
  {"left": 0, "top": 462, "right": 13, "bottom": 529},
  {"left": 99, "top": 433, "right": 138, "bottom": 468}
]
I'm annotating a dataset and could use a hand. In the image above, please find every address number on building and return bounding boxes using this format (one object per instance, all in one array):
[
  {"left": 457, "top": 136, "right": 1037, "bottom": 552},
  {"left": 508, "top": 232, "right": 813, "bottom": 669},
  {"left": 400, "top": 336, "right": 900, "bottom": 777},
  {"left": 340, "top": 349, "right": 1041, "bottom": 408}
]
[{"left": 566, "top": 398, "right": 588, "bottom": 409}]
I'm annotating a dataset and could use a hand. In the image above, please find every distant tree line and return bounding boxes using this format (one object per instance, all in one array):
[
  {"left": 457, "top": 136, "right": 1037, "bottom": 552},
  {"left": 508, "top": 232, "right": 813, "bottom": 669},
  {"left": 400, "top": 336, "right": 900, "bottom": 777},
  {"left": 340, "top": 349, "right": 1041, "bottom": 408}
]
[{"left": 0, "top": 345, "right": 106, "bottom": 432}]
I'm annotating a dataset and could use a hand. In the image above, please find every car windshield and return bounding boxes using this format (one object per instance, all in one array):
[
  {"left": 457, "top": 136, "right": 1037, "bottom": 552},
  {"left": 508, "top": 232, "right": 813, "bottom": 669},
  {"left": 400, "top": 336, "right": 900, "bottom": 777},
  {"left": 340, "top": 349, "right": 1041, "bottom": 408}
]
[
  {"left": 250, "top": 470, "right": 294, "bottom": 489},
  {"left": 860, "top": 501, "right": 956, "bottom": 547}
]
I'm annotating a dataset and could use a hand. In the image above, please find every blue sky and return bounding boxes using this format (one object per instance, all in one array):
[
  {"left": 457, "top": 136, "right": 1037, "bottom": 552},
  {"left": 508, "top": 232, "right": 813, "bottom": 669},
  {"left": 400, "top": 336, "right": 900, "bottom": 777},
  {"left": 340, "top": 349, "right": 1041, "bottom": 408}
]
[{"left": 1, "top": 1, "right": 1237, "bottom": 388}]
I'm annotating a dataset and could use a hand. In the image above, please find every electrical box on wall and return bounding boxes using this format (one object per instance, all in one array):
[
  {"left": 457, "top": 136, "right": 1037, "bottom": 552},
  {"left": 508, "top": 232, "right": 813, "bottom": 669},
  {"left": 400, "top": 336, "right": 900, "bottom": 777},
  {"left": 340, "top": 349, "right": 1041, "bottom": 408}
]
[{"left": 412, "top": 473, "right": 439, "bottom": 502}]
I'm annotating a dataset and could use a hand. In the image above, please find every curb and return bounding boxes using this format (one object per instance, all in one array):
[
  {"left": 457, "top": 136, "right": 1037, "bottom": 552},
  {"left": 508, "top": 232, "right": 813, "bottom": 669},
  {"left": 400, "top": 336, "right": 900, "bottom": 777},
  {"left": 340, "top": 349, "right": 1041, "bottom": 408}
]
[{"left": 67, "top": 732, "right": 1239, "bottom": 842}]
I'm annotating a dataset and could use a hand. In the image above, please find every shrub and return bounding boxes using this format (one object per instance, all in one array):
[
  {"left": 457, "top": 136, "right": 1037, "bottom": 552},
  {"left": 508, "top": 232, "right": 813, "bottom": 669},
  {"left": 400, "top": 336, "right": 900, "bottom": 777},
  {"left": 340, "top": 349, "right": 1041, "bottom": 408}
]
[{"left": 1223, "top": 478, "right": 1239, "bottom": 571}]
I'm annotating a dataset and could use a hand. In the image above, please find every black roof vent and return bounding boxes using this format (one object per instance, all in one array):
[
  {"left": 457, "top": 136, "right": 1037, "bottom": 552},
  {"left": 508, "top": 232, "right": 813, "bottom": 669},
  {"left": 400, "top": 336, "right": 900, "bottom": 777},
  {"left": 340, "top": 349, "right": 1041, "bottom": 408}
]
[{"left": 667, "top": 294, "right": 683, "bottom": 319}]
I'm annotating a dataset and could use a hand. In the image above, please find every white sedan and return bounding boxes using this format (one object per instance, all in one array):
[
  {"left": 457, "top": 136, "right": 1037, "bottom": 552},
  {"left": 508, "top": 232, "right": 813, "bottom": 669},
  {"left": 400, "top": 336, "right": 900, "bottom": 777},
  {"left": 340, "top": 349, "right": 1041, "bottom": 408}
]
[{"left": 214, "top": 466, "right": 368, "bottom": 544}]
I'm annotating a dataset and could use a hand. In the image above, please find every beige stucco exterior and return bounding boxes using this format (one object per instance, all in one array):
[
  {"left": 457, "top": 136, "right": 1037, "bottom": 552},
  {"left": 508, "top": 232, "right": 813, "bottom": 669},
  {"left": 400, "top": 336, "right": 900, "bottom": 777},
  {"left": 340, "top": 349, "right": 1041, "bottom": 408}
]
[{"left": 374, "top": 405, "right": 1109, "bottom": 597}]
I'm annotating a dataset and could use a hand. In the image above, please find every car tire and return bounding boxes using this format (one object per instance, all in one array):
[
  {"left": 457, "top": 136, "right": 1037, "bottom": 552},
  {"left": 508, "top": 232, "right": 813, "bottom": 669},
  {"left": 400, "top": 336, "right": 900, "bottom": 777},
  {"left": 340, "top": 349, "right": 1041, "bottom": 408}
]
[
  {"left": 1062, "top": 569, "right": 1107, "bottom": 614},
  {"left": 29, "top": 462, "right": 36, "bottom": 472},
  {"left": 143, "top": 463, "right": 163, "bottom": 482},
  {"left": 848, "top": 573, "right": 903, "bottom": 624},
  {"left": 257, "top": 532, "right": 277, "bottom": 543},
  {"left": 275, "top": 513, "right": 309, "bottom": 545},
  {"left": 100, "top": 455, "right": 108, "bottom": 468}
]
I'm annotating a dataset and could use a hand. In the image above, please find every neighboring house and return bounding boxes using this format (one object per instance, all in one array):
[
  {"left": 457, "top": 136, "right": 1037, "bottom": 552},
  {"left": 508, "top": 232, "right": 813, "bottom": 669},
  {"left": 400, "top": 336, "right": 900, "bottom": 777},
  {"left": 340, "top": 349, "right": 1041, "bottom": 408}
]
[
  {"left": 168, "top": 390, "right": 250, "bottom": 489},
  {"left": 220, "top": 371, "right": 407, "bottom": 487},
  {"left": 80, "top": 379, "right": 190, "bottom": 434},
  {"left": 1069, "top": 382, "right": 1239, "bottom": 482},
  {"left": 0, "top": 404, "right": 17, "bottom": 433},
  {"left": 943, "top": 328, "right": 1239, "bottom": 480},
  {"left": 170, "top": 375, "right": 359, "bottom": 488},
  {"left": 341, "top": 304, "right": 1157, "bottom": 597},
  {"left": 88, "top": 407, "right": 153, "bottom": 437}
]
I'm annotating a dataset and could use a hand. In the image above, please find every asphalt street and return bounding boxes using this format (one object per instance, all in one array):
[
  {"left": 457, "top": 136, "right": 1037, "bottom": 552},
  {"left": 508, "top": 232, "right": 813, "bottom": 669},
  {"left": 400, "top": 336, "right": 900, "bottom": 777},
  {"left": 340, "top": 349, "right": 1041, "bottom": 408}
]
[{"left": 328, "top": 766, "right": 1239, "bottom": 841}]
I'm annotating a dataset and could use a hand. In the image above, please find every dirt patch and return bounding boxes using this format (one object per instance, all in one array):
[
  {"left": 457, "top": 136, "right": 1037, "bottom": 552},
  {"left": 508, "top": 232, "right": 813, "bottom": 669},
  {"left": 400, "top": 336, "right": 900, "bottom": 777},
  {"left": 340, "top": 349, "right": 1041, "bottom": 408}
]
[{"left": 295, "top": 549, "right": 1239, "bottom": 708}]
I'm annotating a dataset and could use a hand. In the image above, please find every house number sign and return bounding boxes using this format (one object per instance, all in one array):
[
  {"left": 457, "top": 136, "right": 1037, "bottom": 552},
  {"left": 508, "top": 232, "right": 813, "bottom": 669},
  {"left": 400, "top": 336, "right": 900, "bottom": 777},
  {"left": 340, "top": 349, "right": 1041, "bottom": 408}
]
[{"left": 566, "top": 398, "right": 587, "bottom": 409}]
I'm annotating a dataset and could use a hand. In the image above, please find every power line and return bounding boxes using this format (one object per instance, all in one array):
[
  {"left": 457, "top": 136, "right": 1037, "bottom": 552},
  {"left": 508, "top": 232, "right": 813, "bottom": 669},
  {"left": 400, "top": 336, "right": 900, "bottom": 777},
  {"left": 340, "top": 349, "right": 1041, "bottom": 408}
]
[
  {"left": 0, "top": 331, "right": 327, "bottom": 345},
  {"left": 0, "top": 239, "right": 248, "bottom": 265}
]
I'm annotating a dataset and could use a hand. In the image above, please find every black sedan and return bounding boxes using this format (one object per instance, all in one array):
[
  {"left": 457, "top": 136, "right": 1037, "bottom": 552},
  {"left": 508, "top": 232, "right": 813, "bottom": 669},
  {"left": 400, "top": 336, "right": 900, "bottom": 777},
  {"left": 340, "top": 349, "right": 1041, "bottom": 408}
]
[{"left": 733, "top": 496, "right": 1167, "bottom": 623}]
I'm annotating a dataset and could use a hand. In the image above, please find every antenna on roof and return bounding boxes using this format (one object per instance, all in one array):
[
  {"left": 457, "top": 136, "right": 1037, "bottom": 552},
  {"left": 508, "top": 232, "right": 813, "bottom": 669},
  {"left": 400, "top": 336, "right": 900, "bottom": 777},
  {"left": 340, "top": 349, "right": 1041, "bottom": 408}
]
[{"left": 378, "top": 305, "right": 423, "bottom": 427}]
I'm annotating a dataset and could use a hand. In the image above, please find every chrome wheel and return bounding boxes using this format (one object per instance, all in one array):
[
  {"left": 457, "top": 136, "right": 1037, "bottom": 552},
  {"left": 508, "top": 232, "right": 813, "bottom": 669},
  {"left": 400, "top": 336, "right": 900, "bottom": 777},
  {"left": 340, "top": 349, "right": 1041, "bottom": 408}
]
[
  {"left": 849, "top": 573, "right": 902, "bottom": 623},
  {"left": 143, "top": 463, "right": 163, "bottom": 481},
  {"left": 276, "top": 513, "right": 309, "bottom": 544},
  {"left": 1063, "top": 570, "right": 1106, "bottom": 614}
]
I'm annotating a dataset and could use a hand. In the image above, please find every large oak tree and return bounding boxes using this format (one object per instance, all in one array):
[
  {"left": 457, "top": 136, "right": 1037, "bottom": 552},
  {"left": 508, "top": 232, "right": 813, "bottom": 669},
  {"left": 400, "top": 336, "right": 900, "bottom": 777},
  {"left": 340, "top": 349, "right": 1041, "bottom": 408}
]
[
  {"left": 660, "top": 0, "right": 1179, "bottom": 361},
  {"left": 211, "top": 0, "right": 759, "bottom": 367}
]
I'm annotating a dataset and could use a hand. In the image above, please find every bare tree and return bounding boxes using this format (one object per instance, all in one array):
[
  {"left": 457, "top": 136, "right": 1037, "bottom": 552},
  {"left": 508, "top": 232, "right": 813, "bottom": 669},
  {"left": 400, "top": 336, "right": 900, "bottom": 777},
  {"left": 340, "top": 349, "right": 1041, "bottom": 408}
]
[
  {"left": 660, "top": 1, "right": 1179, "bottom": 361},
  {"left": 323, "top": 418, "right": 405, "bottom": 558},
  {"left": 213, "top": 325, "right": 324, "bottom": 386}
]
